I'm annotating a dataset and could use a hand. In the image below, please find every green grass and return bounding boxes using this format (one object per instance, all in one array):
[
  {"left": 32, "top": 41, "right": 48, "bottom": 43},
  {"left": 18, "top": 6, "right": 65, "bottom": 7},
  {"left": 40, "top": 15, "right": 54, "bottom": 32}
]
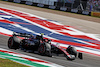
[{"left": 0, "top": 58, "right": 29, "bottom": 67}]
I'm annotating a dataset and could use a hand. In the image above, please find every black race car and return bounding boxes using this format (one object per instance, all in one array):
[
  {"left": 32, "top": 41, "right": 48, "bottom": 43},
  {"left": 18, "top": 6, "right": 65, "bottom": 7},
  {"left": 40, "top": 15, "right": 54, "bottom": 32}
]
[{"left": 8, "top": 32, "right": 83, "bottom": 60}]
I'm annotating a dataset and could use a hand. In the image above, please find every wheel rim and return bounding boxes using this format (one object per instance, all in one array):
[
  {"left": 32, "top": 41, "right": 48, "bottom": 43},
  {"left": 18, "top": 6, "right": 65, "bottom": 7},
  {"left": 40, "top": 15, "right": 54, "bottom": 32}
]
[{"left": 39, "top": 44, "right": 45, "bottom": 54}]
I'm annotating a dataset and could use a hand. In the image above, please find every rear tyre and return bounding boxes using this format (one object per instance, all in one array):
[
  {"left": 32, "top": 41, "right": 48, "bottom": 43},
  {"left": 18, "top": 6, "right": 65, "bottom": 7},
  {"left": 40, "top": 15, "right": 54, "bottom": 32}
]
[
  {"left": 38, "top": 44, "right": 46, "bottom": 55},
  {"left": 38, "top": 43, "right": 52, "bottom": 57},
  {"left": 8, "top": 37, "right": 20, "bottom": 49},
  {"left": 8, "top": 37, "right": 13, "bottom": 49}
]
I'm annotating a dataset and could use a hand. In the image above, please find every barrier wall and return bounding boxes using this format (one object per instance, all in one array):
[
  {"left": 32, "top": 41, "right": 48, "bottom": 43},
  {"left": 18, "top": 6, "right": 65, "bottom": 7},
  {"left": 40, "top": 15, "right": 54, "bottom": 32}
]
[
  {"left": 2, "top": 0, "right": 98, "bottom": 16},
  {"left": 22, "top": 0, "right": 58, "bottom": 5},
  {"left": 91, "top": 12, "right": 100, "bottom": 17}
]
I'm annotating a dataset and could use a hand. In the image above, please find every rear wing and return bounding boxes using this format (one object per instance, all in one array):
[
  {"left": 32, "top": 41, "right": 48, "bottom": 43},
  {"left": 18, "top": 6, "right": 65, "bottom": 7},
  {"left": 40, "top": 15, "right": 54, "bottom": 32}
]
[{"left": 12, "top": 32, "right": 33, "bottom": 38}]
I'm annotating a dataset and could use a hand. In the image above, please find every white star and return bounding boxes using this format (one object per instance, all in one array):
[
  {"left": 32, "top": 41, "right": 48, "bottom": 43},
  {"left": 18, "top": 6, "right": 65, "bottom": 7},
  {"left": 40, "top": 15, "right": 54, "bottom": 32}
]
[{"left": 0, "top": 15, "right": 17, "bottom": 19}]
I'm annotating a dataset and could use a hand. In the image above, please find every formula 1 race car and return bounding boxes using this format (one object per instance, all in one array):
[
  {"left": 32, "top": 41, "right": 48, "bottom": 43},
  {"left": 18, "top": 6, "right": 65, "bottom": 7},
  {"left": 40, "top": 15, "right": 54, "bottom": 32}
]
[{"left": 8, "top": 32, "right": 83, "bottom": 60}]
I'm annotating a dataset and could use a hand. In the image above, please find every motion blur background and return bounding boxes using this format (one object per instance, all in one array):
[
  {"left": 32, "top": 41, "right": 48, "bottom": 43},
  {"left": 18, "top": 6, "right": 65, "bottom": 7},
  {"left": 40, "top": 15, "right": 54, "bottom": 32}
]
[{"left": 3, "top": 0, "right": 100, "bottom": 12}]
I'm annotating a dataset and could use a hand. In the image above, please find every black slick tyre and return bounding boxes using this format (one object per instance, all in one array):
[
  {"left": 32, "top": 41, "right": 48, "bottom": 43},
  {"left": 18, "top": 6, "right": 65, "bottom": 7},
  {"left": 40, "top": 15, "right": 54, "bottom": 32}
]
[
  {"left": 66, "top": 46, "right": 77, "bottom": 57},
  {"left": 38, "top": 43, "right": 52, "bottom": 57},
  {"left": 38, "top": 44, "right": 46, "bottom": 55},
  {"left": 8, "top": 37, "right": 20, "bottom": 49}
]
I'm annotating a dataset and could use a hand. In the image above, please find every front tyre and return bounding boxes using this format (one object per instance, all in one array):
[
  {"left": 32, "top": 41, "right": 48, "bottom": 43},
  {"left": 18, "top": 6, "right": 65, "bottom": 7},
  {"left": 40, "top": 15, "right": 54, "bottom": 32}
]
[{"left": 66, "top": 46, "right": 77, "bottom": 57}]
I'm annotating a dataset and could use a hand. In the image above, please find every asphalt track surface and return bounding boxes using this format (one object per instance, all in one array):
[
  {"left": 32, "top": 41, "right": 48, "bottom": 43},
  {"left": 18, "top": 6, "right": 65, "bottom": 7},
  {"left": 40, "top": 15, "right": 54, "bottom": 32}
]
[
  {"left": 1, "top": 35, "right": 100, "bottom": 67},
  {"left": 0, "top": 1, "right": 100, "bottom": 67}
]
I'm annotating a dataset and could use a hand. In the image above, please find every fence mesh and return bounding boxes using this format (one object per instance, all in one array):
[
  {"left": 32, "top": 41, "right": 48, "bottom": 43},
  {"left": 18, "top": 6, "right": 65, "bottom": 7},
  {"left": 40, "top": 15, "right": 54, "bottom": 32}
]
[{"left": 57, "top": 0, "right": 100, "bottom": 12}]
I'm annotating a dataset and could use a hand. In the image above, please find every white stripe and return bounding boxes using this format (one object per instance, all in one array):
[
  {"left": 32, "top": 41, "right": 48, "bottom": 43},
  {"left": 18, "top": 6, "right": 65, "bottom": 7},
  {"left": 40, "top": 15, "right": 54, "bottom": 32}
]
[
  {"left": 0, "top": 8, "right": 65, "bottom": 36},
  {"left": 0, "top": 7, "right": 99, "bottom": 41},
  {"left": 43, "top": 22, "right": 49, "bottom": 27},
  {"left": 0, "top": 8, "right": 100, "bottom": 42},
  {"left": 74, "top": 39, "right": 97, "bottom": 46},
  {"left": 51, "top": 42, "right": 100, "bottom": 55},
  {"left": 66, "top": 27, "right": 100, "bottom": 41},
  {"left": 0, "top": 48, "right": 64, "bottom": 67},
  {"left": 0, "top": 7, "right": 100, "bottom": 56},
  {"left": 0, "top": 27, "right": 13, "bottom": 35}
]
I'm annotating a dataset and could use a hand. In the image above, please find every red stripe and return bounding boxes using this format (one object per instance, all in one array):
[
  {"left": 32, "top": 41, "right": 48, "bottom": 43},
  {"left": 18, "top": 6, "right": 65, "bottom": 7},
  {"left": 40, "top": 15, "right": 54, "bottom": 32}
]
[
  {"left": 0, "top": 49, "right": 50, "bottom": 63},
  {"left": 52, "top": 39, "right": 100, "bottom": 49},
  {"left": 0, "top": 32, "right": 12, "bottom": 36},
  {"left": 0, "top": 24, "right": 100, "bottom": 49},
  {"left": 0, "top": 19, "right": 33, "bottom": 25},
  {"left": 0, "top": 32, "right": 100, "bottom": 56},
  {"left": 77, "top": 50, "right": 100, "bottom": 56},
  {"left": 0, "top": 8, "right": 96, "bottom": 40},
  {"left": 58, "top": 46, "right": 100, "bottom": 57},
  {"left": 23, "top": 57, "right": 50, "bottom": 63},
  {"left": 0, "top": 30, "right": 100, "bottom": 50},
  {"left": 0, "top": 8, "right": 100, "bottom": 56},
  {"left": 0, "top": 19, "right": 15, "bottom": 24},
  {"left": 0, "top": 13, "right": 10, "bottom": 15},
  {"left": 0, "top": 50, "right": 22, "bottom": 55}
]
